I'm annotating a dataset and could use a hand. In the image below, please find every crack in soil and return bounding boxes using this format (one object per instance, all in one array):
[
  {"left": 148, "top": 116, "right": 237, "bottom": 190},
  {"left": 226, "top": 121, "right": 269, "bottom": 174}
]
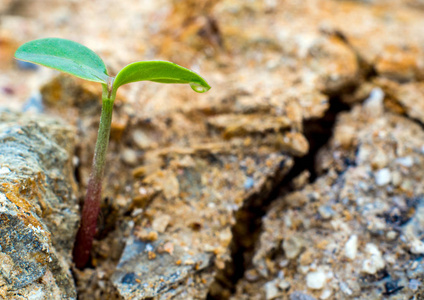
[{"left": 206, "top": 95, "right": 351, "bottom": 299}]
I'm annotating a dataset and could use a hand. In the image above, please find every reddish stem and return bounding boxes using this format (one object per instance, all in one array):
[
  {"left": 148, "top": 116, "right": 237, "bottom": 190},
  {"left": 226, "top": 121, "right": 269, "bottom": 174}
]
[
  {"left": 72, "top": 176, "right": 102, "bottom": 268},
  {"left": 73, "top": 85, "right": 115, "bottom": 268}
]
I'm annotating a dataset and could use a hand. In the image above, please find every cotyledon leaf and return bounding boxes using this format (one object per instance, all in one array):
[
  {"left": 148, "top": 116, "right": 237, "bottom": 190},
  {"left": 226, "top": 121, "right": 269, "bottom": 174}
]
[
  {"left": 15, "top": 38, "right": 109, "bottom": 83},
  {"left": 113, "top": 61, "right": 211, "bottom": 93}
]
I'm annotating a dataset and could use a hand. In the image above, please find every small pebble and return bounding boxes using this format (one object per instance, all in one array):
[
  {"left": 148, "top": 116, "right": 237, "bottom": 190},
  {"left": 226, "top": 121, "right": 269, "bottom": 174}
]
[
  {"left": 362, "top": 243, "right": 385, "bottom": 274},
  {"left": 318, "top": 205, "right": 334, "bottom": 220},
  {"left": 264, "top": 280, "right": 280, "bottom": 300},
  {"left": 306, "top": 270, "right": 326, "bottom": 290},
  {"left": 410, "top": 239, "right": 424, "bottom": 254},
  {"left": 121, "top": 148, "right": 138, "bottom": 166},
  {"left": 244, "top": 177, "right": 255, "bottom": 189},
  {"left": 0, "top": 167, "right": 11, "bottom": 174},
  {"left": 375, "top": 168, "right": 391, "bottom": 186},
  {"left": 320, "top": 289, "right": 332, "bottom": 300},
  {"left": 278, "top": 280, "right": 290, "bottom": 291},
  {"left": 245, "top": 269, "right": 260, "bottom": 282},
  {"left": 386, "top": 231, "right": 397, "bottom": 240},
  {"left": 344, "top": 235, "right": 358, "bottom": 260},
  {"left": 283, "top": 236, "right": 304, "bottom": 259}
]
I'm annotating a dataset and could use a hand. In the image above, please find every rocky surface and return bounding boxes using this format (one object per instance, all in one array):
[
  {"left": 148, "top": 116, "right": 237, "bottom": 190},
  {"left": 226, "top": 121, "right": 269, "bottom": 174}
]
[
  {"left": 231, "top": 95, "right": 424, "bottom": 299},
  {"left": 112, "top": 147, "right": 293, "bottom": 299},
  {"left": 0, "top": 111, "right": 79, "bottom": 299}
]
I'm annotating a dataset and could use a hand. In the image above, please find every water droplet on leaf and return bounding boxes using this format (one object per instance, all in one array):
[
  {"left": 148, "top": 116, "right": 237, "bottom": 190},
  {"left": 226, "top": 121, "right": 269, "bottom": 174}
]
[{"left": 190, "top": 82, "right": 210, "bottom": 93}]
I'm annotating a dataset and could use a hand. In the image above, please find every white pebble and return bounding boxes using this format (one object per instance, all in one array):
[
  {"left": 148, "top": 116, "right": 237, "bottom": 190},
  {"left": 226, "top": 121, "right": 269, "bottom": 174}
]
[
  {"left": 121, "top": 148, "right": 138, "bottom": 165},
  {"left": 320, "top": 289, "right": 332, "bottom": 300},
  {"left": 278, "top": 280, "right": 290, "bottom": 291},
  {"left": 410, "top": 239, "right": 424, "bottom": 254},
  {"left": 0, "top": 167, "right": 10, "bottom": 174},
  {"left": 306, "top": 270, "right": 326, "bottom": 290},
  {"left": 386, "top": 231, "right": 397, "bottom": 240},
  {"left": 362, "top": 243, "right": 385, "bottom": 274},
  {"left": 344, "top": 235, "right": 358, "bottom": 260},
  {"left": 375, "top": 168, "right": 391, "bottom": 186},
  {"left": 264, "top": 280, "right": 280, "bottom": 300}
]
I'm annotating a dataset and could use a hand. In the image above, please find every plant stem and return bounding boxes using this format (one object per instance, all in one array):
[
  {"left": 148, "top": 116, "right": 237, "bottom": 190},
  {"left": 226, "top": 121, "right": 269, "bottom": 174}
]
[{"left": 73, "top": 83, "right": 115, "bottom": 268}]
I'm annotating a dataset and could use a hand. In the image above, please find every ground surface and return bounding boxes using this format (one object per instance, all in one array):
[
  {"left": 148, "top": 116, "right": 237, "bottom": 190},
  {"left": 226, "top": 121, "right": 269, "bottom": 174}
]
[{"left": 1, "top": 0, "right": 424, "bottom": 299}]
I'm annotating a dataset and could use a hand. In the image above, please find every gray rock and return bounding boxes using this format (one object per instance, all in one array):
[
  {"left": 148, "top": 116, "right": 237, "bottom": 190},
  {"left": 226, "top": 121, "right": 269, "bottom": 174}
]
[
  {"left": 0, "top": 110, "right": 79, "bottom": 299},
  {"left": 112, "top": 234, "right": 213, "bottom": 299}
]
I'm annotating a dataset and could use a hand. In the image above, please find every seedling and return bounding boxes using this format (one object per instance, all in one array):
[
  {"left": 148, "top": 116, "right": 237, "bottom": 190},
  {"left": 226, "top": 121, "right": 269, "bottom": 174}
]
[{"left": 15, "top": 38, "right": 210, "bottom": 268}]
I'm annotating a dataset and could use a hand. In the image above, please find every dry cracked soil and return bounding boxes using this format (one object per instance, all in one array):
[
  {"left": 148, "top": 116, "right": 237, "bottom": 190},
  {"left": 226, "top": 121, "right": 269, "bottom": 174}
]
[{"left": 1, "top": 0, "right": 424, "bottom": 299}]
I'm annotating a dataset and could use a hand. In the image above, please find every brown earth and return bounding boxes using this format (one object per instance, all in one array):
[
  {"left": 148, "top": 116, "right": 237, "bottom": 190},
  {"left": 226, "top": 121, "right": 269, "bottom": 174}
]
[{"left": 1, "top": 0, "right": 424, "bottom": 299}]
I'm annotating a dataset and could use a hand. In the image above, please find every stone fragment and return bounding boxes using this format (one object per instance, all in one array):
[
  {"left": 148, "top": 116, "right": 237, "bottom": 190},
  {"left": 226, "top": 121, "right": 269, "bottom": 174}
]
[
  {"left": 362, "top": 243, "right": 385, "bottom": 275},
  {"left": 278, "top": 280, "right": 290, "bottom": 291},
  {"left": 344, "top": 235, "right": 358, "bottom": 260},
  {"left": 264, "top": 280, "right": 280, "bottom": 300},
  {"left": 409, "top": 239, "right": 424, "bottom": 254},
  {"left": 320, "top": 289, "right": 332, "bottom": 300},
  {"left": 306, "top": 271, "right": 326, "bottom": 290},
  {"left": 0, "top": 110, "right": 78, "bottom": 299},
  {"left": 111, "top": 234, "right": 212, "bottom": 299},
  {"left": 121, "top": 148, "right": 138, "bottom": 166},
  {"left": 283, "top": 236, "right": 304, "bottom": 259},
  {"left": 318, "top": 205, "right": 334, "bottom": 220},
  {"left": 375, "top": 168, "right": 391, "bottom": 186}
]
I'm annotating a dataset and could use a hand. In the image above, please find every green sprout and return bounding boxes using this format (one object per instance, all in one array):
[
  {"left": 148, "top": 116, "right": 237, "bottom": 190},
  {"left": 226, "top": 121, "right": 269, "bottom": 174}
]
[{"left": 15, "top": 38, "right": 211, "bottom": 268}]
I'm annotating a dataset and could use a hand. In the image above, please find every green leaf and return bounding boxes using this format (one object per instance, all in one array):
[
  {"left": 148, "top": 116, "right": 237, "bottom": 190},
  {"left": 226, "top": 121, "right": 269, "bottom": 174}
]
[
  {"left": 113, "top": 61, "right": 211, "bottom": 93},
  {"left": 15, "top": 38, "right": 109, "bottom": 83}
]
